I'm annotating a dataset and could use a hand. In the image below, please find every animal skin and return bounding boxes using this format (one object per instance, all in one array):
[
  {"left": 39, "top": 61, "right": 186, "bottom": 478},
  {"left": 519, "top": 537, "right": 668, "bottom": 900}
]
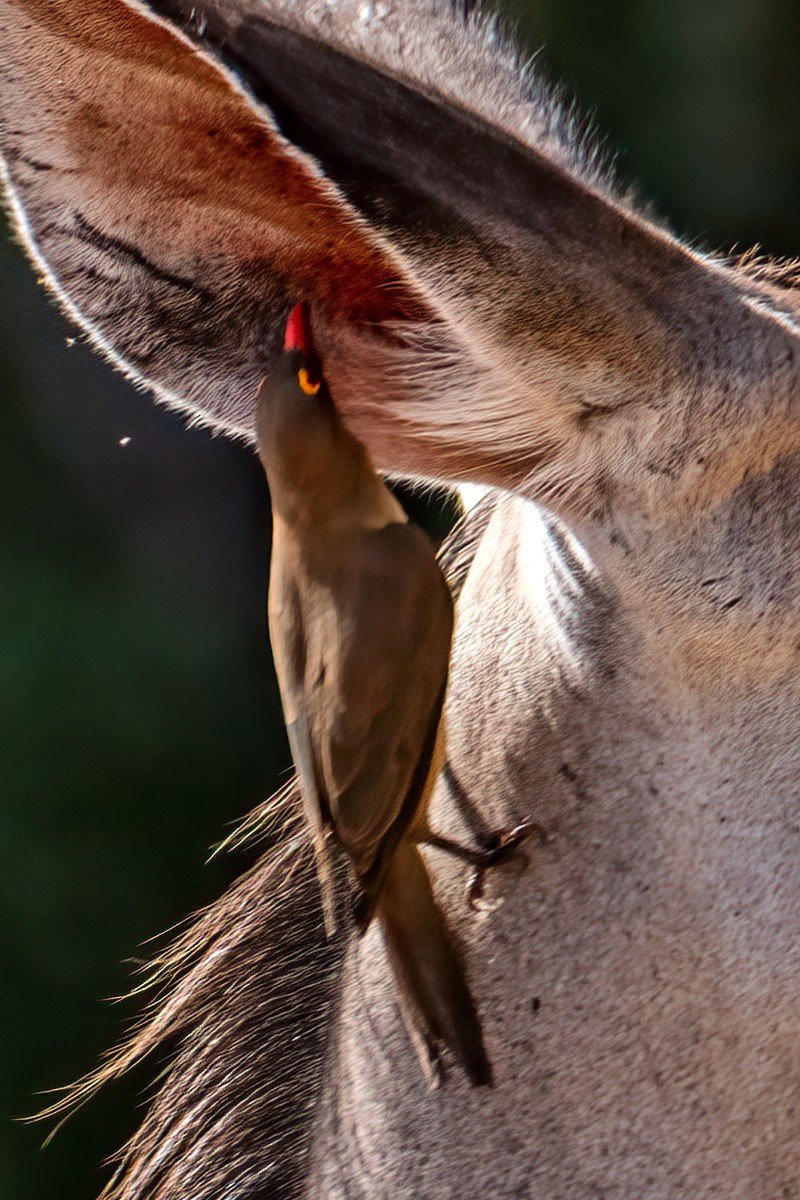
[{"left": 2, "top": 1, "right": 800, "bottom": 1197}]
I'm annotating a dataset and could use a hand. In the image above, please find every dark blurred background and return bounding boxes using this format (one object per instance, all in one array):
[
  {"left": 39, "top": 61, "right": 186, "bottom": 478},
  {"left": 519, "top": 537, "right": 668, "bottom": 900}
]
[{"left": 3, "top": 2, "right": 800, "bottom": 1196}]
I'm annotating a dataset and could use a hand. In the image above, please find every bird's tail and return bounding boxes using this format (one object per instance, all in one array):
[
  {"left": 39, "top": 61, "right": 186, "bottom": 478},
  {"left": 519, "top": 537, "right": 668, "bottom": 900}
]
[{"left": 376, "top": 841, "right": 493, "bottom": 1088}]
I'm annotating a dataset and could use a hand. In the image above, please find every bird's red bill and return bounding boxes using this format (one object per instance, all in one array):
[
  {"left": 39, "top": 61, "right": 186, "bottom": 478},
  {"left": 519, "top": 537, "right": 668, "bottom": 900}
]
[{"left": 284, "top": 300, "right": 315, "bottom": 354}]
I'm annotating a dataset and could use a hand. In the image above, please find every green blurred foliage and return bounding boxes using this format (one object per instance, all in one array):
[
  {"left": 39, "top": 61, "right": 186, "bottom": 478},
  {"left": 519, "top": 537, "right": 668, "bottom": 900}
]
[
  {"left": 2, "top": 2, "right": 799, "bottom": 1197},
  {"left": 0, "top": 231, "right": 288, "bottom": 1198}
]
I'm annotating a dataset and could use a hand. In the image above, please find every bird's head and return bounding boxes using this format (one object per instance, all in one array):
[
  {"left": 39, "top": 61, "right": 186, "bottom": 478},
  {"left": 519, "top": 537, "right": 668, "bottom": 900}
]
[
  {"left": 256, "top": 302, "right": 374, "bottom": 521},
  {"left": 257, "top": 301, "right": 339, "bottom": 477}
]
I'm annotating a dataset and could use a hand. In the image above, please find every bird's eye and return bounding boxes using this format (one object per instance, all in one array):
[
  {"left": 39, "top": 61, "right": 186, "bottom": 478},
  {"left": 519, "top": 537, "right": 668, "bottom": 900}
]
[{"left": 298, "top": 367, "right": 321, "bottom": 395}]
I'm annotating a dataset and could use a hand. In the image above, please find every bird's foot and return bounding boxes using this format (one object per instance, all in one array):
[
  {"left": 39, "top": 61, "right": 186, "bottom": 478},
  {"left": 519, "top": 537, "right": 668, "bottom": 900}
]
[
  {"left": 425, "top": 820, "right": 546, "bottom": 910},
  {"left": 466, "top": 821, "right": 545, "bottom": 910}
]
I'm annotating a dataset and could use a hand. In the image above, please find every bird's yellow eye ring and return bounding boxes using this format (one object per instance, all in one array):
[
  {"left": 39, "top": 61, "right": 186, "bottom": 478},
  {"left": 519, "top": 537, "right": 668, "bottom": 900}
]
[{"left": 298, "top": 367, "right": 321, "bottom": 395}]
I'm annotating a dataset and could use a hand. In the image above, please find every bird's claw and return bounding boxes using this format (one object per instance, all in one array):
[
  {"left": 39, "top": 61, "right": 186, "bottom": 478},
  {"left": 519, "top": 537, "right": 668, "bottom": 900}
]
[{"left": 466, "top": 820, "right": 546, "bottom": 911}]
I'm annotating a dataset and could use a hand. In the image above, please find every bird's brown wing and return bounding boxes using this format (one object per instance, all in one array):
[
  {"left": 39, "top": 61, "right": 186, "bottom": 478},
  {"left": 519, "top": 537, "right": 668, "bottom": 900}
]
[
  {"left": 349, "top": 678, "right": 448, "bottom": 933},
  {"left": 286, "top": 715, "right": 337, "bottom": 938},
  {"left": 306, "top": 523, "right": 454, "bottom": 897},
  {"left": 269, "top": 535, "right": 338, "bottom": 936}
]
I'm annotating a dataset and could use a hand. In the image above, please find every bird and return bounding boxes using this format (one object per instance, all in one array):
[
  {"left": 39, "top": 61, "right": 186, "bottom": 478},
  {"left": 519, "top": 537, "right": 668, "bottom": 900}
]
[{"left": 255, "top": 300, "right": 494, "bottom": 1087}]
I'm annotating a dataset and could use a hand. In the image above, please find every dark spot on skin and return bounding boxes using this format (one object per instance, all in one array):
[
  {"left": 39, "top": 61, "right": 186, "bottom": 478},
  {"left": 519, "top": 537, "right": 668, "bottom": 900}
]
[
  {"left": 531, "top": 997, "right": 541, "bottom": 1014},
  {"left": 721, "top": 596, "right": 743, "bottom": 610},
  {"left": 559, "top": 761, "right": 589, "bottom": 802}
]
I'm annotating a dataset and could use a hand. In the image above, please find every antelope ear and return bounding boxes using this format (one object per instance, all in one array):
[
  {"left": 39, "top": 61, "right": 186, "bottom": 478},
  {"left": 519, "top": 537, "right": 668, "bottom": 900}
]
[
  {"left": 158, "top": 1, "right": 774, "bottom": 507},
  {"left": 0, "top": 0, "right": 422, "bottom": 440},
  {"left": 183, "top": 8, "right": 701, "bottom": 375}
]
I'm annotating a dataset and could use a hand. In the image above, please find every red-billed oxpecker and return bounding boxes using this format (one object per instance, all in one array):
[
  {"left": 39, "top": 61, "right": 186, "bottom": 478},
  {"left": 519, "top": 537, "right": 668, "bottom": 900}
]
[{"left": 256, "top": 302, "right": 492, "bottom": 1087}]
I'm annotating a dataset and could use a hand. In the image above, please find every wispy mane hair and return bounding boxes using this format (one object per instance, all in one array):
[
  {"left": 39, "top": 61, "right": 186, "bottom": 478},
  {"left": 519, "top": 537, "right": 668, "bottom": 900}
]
[{"left": 39, "top": 496, "right": 496, "bottom": 1200}]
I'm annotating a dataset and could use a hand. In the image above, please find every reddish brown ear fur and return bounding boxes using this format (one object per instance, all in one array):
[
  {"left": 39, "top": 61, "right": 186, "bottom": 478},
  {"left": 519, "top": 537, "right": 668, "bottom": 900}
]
[{"left": 1, "top": 0, "right": 425, "bottom": 438}]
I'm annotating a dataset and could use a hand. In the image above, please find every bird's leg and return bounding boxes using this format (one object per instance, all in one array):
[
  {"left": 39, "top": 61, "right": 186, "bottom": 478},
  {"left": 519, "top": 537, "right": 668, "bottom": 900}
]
[{"left": 423, "top": 821, "right": 547, "bottom": 909}]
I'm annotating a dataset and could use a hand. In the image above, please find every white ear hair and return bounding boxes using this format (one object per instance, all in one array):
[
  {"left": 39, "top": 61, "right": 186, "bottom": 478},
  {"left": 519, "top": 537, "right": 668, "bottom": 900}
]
[{"left": 458, "top": 483, "right": 490, "bottom": 513}]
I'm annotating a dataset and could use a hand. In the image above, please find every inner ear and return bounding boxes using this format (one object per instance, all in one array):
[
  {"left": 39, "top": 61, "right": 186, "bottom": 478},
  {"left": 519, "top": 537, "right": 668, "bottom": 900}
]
[{"left": 1, "top": 0, "right": 428, "bottom": 438}]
